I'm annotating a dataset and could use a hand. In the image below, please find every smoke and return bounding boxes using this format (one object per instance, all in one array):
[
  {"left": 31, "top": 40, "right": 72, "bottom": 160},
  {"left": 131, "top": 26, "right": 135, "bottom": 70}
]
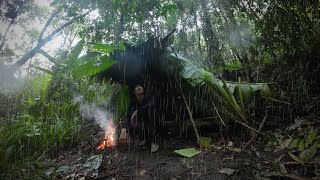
[
  {"left": 74, "top": 95, "right": 115, "bottom": 131},
  {"left": 0, "top": 65, "right": 26, "bottom": 94}
]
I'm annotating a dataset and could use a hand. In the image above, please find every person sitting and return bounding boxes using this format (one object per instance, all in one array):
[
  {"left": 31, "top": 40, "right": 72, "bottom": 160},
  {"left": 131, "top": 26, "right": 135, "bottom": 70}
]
[{"left": 120, "top": 84, "right": 162, "bottom": 152}]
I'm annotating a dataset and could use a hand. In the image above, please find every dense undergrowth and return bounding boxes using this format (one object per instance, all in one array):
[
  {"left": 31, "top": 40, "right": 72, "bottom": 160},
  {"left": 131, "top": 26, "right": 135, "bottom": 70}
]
[
  {"left": 0, "top": 74, "right": 116, "bottom": 179},
  {"left": 1, "top": 55, "right": 320, "bottom": 179}
]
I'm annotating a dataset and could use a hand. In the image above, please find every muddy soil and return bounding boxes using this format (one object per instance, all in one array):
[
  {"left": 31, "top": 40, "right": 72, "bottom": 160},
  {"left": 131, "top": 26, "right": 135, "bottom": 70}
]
[{"left": 46, "top": 124, "right": 259, "bottom": 180}]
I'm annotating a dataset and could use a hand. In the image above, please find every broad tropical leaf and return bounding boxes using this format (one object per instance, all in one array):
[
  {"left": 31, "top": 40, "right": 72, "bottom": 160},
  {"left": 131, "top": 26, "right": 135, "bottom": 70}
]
[
  {"left": 116, "top": 85, "right": 130, "bottom": 121},
  {"left": 92, "top": 41, "right": 125, "bottom": 54},
  {"left": 71, "top": 55, "right": 115, "bottom": 80},
  {"left": 69, "top": 39, "right": 85, "bottom": 64},
  {"left": 165, "top": 52, "right": 272, "bottom": 123}
]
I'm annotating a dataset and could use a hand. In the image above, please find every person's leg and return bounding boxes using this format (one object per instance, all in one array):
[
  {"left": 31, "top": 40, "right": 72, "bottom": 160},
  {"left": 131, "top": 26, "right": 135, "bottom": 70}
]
[{"left": 142, "top": 107, "right": 163, "bottom": 152}]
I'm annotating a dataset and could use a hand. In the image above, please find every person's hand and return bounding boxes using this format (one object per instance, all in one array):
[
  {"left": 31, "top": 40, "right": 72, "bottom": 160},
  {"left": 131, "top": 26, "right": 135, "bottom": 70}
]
[
  {"left": 131, "top": 110, "right": 138, "bottom": 127},
  {"left": 119, "top": 128, "right": 127, "bottom": 144},
  {"left": 120, "top": 128, "right": 127, "bottom": 139}
]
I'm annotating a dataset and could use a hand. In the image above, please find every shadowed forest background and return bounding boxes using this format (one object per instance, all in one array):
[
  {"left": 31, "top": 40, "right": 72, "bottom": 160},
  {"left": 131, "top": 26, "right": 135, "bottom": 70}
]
[{"left": 0, "top": 0, "right": 320, "bottom": 179}]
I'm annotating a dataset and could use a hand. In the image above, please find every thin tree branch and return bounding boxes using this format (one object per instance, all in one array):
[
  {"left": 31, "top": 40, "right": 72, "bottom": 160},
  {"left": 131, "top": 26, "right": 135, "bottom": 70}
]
[
  {"left": 42, "top": 10, "right": 91, "bottom": 43},
  {"left": 171, "top": 47, "right": 200, "bottom": 142},
  {"left": 29, "top": 64, "right": 53, "bottom": 75},
  {"left": 222, "top": 109, "right": 261, "bottom": 134},
  {"left": 11, "top": 9, "right": 93, "bottom": 70},
  {"left": 211, "top": 98, "right": 226, "bottom": 126},
  {"left": 240, "top": 112, "right": 267, "bottom": 152},
  {"left": 38, "top": 49, "right": 57, "bottom": 65},
  {"left": 178, "top": 79, "right": 200, "bottom": 142},
  {"left": 38, "top": 10, "right": 60, "bottom": 42},
  {"left": 115, "top": 13, "right": 124, "bottom": 44}
]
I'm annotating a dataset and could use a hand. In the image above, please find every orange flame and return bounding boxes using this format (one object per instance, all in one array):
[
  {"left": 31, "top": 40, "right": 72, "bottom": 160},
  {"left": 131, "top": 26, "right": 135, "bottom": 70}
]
[{"left": 96, "top": 122, "right": 116, "bottom": 150}]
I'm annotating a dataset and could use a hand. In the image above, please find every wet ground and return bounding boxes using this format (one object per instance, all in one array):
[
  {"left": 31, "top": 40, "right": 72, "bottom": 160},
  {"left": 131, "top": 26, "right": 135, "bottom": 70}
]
[
  {"left": 46, "top": 124, "right": 236, "bottom": 180},
  {"left": 50, "top": 136, "right": 230, "bottom": 179},
  {"left": 46, "top": 122, "right": 319, "bottom": 180}
]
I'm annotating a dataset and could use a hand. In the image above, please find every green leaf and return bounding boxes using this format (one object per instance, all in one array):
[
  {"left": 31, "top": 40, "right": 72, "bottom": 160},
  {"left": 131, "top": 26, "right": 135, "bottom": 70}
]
[
  {"left": 0, "top": 145, "right": 14, "bottom": 168},
  {"left": 161, "top": 4, "right": 177, "bottom": 17},
  {"left": 69, "top": 40, "right": 85, "bottom": 63},
  {"left": 117, "top": 85, "right": 130, "bottom": 121},
  {"left": 299, "top": 145, "right": 317, "bottom": 162},
  {"left": 28, "top": 97, "right": 35, "bottom": 105},
  {"left": 78, "top": 52, "right": 101, "bottom": 63},
  {"left": 288, "top": 152, "right": 305, "bottom": 166},
  {"left": 261, "top": 84, "right": 271, "bottom": 96},
  {"left": 174, "top": 148, "right": 200, "bottom": 158},
  {"left": 298, "top": 140, "right": 305, "bottom": 151},
  {"left": 282, "top": 137, "right": 292, "bottom": 148},
  {"left": 305, "top": 128, "right": 317, "bottom": 148},
  {"left": 71, "top": 56, "right": 115, "bottom": 80},
  {"left": 266, "top": 134, "right": 278, "bottom": 146},
  {"left": 198, "top": 136, "right": 212, "bottom": 148},
  {"left": 165, "top": 52, "right": 272, "bottom": 123},
  {"left": 92, "top": 41, "right": 125, "bottom": 54},
  {"left": 239, "top": 85, "right": 251, "bottom": 102},
  {"left": 290, "top": 138, "right": 299, "bottom": 148}
]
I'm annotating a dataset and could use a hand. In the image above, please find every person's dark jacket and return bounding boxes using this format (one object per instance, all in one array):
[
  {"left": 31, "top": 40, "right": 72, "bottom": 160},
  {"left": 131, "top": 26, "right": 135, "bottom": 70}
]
[
  {"left": 125, "top": 95, "right": 155, "bottom": 127},
  {"left": 125, "top": 95, "right": 163, "bottom": 139}
]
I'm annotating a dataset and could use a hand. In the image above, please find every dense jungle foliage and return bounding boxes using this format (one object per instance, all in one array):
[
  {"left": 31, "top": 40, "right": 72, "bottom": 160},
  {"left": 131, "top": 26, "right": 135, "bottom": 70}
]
[{"left": 0, "top": 0, "right": 320, "bottom": 179}]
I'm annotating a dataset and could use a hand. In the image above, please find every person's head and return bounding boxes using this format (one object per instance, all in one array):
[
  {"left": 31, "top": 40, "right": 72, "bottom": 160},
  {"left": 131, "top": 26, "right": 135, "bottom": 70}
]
[{"left": 133, "top": 84, "right": 144, "bottom": 96}]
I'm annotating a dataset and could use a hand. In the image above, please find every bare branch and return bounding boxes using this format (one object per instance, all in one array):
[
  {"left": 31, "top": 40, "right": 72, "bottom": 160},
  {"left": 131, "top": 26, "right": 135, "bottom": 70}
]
[
  {"left": 29, "top": 64, "right": 53, "bottom": 75},
  {"left": 11, "top": 9, "right": 93, "bottom": 71},
  {"left": 38, "top": 10, "right": 60, "bottom": 42},
  {"left": 43, "top": 10, "right": 92, "bottom": 43},
  {"left": 38, "top": 49, "right": 57, "bottom": 65}
]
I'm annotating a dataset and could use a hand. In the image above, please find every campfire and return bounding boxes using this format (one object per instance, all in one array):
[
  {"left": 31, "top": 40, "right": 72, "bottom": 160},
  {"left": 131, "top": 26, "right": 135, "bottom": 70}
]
[{"left": 96, "top": 121, "right": 116, "bottom": 150}]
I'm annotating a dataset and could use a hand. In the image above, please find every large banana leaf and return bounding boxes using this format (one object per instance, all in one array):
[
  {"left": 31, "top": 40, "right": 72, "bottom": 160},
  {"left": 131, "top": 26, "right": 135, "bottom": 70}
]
[
  {"left": 165, "top": 52, "right": 272, "bottom": 123},
  {"left": 71, "top": 53, "right": 115, "bottom": 80},
  {"left": 67, "top": 40, "right": 118, "bottom": 80}
]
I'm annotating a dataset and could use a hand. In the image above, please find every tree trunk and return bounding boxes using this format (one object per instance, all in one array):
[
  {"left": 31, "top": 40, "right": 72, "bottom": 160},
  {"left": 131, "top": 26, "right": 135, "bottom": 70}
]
[
  {"left": 10, "top": 10, "right": 91, "bottom": 71},
  {"left": 115, "top": 13, "right": 124, "bottom": 44},
  {"left": 200, "top": 0, "right": 221, "bottom": 69}
]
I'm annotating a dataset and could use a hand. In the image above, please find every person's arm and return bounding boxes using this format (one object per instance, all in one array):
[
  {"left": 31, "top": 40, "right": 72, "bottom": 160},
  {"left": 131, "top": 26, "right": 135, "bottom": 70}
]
[
  {"left": 119, "top": 101, "right": 134, "bottom": 142},
  {"left": 125, "top": 101, "right": 134, "bottom": 127},
  {"left": 137, "top": 96, "right": 156, "bottom": 111}
]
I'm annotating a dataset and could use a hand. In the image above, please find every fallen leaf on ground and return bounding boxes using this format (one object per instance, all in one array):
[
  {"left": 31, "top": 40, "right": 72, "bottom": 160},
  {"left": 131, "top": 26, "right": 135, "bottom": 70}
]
[
  {"left": 198, "top": 136, "right": 212, "bottom": 149},
  {"left": 282, "top": 137, "right": 292, "bottom": 148},
  {"left": 219, "top": 168, "right": 235, "bottom": 176},
  {"left": 299, "top": 145, "right": 317, "bottom": 162},
  {"left": 65, "top": 173, "right": 75, "bottom": 180},
  {"left": 139, "top": 169, "right": 146, "bottom": 176},
  {"left": 83, "top": 154, "right": 103, "bottom": 170},
  {"left": 57, "top": 166, "right": 71, "bottom": 174},
  {"left": 174, "top": 148, "right": 200, "bottom": 158},
  {"left": 273, "top": 154, "right": 285, "bottom": 163},
  {"left": 286, "top": 119, "right": 304, "bottom": 131},
  {"left": 288, "top": 152, "right": 305, "bottom": 166},
  {"left": 226, "top": 147, "right": 241, "bottom": 152}
]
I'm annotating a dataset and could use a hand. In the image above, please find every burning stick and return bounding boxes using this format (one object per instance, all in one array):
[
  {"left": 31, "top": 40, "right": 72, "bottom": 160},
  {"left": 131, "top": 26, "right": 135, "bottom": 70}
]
[
  {"left": 96, "top": 122, "right": 118, "bottom": 166},
  {"left": 96, "top": 121, "right": 117, "bottom": 150}
]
